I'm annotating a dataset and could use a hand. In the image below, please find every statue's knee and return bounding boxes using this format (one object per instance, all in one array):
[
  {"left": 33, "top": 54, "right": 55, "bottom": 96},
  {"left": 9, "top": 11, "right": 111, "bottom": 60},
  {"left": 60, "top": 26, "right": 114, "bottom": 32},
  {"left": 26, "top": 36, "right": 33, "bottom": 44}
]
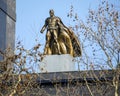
[
  {"left": 54, "top": 38, "right": 58, "bottom": 43},
  {"left": 45, "top": 43, "right": 49, "bottom": 47}
]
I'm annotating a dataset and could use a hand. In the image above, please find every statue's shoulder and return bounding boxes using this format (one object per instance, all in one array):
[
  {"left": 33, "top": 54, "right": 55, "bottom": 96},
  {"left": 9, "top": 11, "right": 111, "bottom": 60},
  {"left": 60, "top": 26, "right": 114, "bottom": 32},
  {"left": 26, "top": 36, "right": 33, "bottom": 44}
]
[
  {"left": 55, "top": 16, "right": 61, "bottom": 21},
  {"left": 45, "top": 17, "right": 50, "bottom": 21},
  {"left": 56, "top": 16, "right": 61, "bottom": 20}
]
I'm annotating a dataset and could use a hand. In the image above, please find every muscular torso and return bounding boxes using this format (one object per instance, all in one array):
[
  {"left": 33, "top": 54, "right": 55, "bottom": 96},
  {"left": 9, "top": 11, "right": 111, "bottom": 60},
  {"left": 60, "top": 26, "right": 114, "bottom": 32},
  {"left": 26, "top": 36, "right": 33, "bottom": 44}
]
[{"left": 46, "top": 17, "right": 60, "bottom": 30}]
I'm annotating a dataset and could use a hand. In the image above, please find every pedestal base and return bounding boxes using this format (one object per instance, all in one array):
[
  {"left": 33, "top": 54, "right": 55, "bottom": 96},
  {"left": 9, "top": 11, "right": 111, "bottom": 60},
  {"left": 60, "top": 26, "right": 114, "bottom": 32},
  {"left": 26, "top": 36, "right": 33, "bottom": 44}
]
[{"left": 39, "top": 54, "right": 75, "bottom": 73}]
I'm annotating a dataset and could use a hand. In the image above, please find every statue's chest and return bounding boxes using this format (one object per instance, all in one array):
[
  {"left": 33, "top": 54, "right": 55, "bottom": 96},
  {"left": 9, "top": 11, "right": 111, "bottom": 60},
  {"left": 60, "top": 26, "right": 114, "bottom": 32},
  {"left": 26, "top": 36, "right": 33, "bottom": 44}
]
[{"left": 48, "top": 18, "right": 56, "bottom": 23}]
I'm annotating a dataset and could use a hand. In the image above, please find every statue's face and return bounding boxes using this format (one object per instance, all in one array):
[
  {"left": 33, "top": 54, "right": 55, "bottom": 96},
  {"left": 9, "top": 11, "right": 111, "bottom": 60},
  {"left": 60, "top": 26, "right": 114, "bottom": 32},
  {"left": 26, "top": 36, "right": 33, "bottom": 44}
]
[{"left": 49, "top": 10, "right": 54, "bottom": 17}]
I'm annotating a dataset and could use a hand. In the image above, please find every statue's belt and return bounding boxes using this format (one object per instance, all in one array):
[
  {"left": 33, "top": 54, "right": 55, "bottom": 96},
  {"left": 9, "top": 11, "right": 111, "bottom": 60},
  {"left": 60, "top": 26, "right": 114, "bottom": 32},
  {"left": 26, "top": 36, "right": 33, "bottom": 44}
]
[{"left": 47, "top": 26, "right": 58, "bottom": 30}]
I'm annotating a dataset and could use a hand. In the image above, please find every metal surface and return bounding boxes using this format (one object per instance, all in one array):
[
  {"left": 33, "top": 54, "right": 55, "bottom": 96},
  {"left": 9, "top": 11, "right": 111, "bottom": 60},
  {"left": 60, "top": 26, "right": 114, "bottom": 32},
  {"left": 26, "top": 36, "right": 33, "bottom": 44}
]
[{"left": 40, "top": 9, "right": 81, "bottom": 57}]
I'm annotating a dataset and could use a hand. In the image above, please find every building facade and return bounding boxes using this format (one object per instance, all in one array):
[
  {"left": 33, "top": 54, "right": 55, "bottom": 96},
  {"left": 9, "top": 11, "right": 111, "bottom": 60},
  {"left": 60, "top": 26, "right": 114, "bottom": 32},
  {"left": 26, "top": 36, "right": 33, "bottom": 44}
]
[{"left": 0, "top": 0, "right": 16, "bottom": 72}]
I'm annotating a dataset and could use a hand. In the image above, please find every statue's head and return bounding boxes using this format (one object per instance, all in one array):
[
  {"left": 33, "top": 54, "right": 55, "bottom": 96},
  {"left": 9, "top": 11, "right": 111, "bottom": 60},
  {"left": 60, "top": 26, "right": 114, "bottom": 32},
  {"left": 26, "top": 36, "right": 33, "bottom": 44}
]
[{"left": 49, "top": 9, "right": 54, "bottom": 17}]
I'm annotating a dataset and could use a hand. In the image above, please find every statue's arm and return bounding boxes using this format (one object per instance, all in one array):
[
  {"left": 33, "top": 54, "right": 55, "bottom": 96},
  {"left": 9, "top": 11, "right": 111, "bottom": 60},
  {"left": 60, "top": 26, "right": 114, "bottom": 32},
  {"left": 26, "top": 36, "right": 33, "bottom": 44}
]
[{"left": 40, "top": 19, "right": 48, "bottom": 33}]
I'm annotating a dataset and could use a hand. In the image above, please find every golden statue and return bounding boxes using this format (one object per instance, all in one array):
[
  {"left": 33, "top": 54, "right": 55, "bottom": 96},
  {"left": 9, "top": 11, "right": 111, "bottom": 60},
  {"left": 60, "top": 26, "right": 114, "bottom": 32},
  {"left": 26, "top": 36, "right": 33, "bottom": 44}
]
[{"left": 40, "top": 9, "right": 81, "bottom": 57}]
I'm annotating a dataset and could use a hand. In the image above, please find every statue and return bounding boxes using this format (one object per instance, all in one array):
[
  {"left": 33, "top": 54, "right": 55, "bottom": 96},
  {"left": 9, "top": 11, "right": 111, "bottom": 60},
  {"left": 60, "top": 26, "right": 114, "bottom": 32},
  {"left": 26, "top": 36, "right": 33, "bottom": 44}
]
[{"left": 40, "top": 9, "right": 81, "bottom": 57}]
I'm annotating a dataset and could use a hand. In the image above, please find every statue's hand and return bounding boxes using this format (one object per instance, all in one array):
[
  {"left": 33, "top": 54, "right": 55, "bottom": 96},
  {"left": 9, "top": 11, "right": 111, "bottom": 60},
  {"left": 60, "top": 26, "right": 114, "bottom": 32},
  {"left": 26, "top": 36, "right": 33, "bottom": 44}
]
[
  {"left": 40, "top": 30, "right": 43, "bottom": 33},
  {"left": 40, "top": 26, "right": 46, "bottom": 33}
]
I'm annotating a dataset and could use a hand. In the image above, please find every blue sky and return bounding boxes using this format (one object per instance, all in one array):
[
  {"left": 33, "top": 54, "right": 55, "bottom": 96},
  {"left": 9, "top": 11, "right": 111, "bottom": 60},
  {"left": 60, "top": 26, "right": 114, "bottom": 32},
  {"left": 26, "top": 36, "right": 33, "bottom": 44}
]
[
  {"left": 16, "top": 0, "right": 100, "bottom": 50},
  {"left": 16, "top": 0, "right": 119, "bottom": 50}
]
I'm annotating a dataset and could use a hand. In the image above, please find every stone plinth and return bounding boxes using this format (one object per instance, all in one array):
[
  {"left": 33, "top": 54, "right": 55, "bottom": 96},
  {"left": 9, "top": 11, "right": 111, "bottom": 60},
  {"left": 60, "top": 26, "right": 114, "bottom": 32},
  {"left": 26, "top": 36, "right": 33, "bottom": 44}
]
[{"left": 39, "top": 54, "right": 75, "bottom": 73}]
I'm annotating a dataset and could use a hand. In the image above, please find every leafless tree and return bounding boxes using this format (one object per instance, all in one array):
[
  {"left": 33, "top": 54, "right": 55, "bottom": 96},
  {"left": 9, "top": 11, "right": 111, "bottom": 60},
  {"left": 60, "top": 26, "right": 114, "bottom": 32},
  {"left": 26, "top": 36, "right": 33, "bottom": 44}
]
[{"left": 67, "top": 0, "right": 120, "bottom": 95}]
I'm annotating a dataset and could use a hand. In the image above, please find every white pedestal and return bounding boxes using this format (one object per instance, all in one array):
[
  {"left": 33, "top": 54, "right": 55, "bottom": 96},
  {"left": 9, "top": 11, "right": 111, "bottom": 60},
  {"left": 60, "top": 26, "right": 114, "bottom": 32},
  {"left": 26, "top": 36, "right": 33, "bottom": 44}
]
[{"left": 39, "top": 54, "right": 75, "bottom": 73}]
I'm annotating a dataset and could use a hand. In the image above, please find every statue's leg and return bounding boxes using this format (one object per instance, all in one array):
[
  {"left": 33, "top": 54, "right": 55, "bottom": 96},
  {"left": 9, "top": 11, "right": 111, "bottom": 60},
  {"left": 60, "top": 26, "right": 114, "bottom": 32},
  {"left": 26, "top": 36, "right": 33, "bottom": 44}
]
[
  {"left": 53, "top": 30, "right": 61, "bottom": 54},
  {"left": 44, "top": 31, "right": 51, "bottom": 55},
  {"left": 60, "top": 31, "right": 73, "bottom": 56},
  {"left": 59, "top": 40, "right": 67, "bottom": 54}
]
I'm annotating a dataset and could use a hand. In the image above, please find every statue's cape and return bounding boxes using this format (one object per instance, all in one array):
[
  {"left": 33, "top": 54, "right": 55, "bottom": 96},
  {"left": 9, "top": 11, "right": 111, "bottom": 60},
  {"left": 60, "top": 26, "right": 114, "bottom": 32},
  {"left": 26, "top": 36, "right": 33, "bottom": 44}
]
[
  {"left": 66, "top": 28, "right": 82, "bottom": 57},
  {"left": 59, "top": 20, "right": 82, "bottom": 57}
]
